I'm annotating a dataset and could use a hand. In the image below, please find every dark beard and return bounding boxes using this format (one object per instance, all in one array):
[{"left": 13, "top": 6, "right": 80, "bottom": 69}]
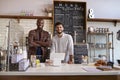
[{"left": 57, "top": 31, "right": 62, "bottom": 34}]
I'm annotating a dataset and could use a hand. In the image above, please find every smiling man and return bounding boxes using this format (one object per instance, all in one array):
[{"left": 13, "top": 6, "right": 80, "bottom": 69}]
[
  {"left": 51, "top": 22, "right": 74, "bottom": 64},
  {"left": 28, "top": 18, "right": 51, "bottom": 63}
]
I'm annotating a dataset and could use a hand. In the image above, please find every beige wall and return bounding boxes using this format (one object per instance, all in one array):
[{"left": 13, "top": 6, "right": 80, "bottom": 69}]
[{"left": 0, "top": 0, "right": 120, "bottom": 18}]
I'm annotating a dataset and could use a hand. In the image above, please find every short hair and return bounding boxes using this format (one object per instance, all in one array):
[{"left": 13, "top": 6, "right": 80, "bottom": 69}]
[
  {"left": 37, "top": 18, "right": 44, "bottom": 23},
  {"left": 55, "top": 22, "right": 63, "bottom": 27}
]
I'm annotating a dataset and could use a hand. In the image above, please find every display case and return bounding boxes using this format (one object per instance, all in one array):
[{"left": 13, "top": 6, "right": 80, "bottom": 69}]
[
  {"left": 0, "top": 19, "right": 29, "bottom": 71},
  {"left": 87, "top": 28, "right": 114, "bottom": 63}
]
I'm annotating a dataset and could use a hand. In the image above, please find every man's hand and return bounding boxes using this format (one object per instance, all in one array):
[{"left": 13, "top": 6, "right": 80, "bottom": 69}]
[
  {"left": 31, "top": 42, "right": 39, "bottom": 47},
  {"left": 35, "top": 41, "right": 41, "bottom": 43},
  {"left": 35, "top": 41, "right": 42, "bottom": 45},
  {"left": 68, "top": 60, "right": 73, "bottom": 64},
  {"left": 68, "top": 55, "right": 74, "bottom": 64}
]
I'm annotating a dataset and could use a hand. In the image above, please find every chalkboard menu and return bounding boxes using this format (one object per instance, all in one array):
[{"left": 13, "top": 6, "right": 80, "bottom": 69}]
[
  {"left": 74, "top": 44, "right": 88, "bottom": 64},
  {"left": 54, "top": 1, "right": 86, "bottom": 43}
]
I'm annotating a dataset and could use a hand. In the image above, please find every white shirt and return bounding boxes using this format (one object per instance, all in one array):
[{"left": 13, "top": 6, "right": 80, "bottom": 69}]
[{"left": 51, "top": 33, "right": 74, "bottom": 62}]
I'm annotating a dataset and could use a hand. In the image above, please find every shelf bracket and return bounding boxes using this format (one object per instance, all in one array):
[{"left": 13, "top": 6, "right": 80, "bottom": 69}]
[
  {"left": 16, "top": 18, "right": 20, "bottom": 23},
  {"left": 114, "top": 20, "right": 117, "bottom": 26}
]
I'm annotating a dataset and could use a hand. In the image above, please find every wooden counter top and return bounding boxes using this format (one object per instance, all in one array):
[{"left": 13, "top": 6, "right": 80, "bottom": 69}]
[{"left": 0, "top": 63, "right": 120, "bottom": 76}]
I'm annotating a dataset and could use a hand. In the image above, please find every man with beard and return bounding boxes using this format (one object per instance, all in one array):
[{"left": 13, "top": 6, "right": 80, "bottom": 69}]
[
  {"left": 51, "top": 22, "right": 74, "bottom": 64},
  {"left": 28, "top": 18, "right": 51, "bottom": 63}
]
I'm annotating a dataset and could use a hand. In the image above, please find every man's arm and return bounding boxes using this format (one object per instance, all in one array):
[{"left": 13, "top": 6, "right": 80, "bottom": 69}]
[
  {"left": 68, "top": 55, "right": 74, "bottom": 64},
  {"left": 28, "top": 30, "right": 39, "bottom": 47},
  {"left": 50, "top": 38, "right": 55, "bottom": 54},
  {"left": 68, "top": 35, "right": 74, "bottom": 64},
  {"left": 35, "top": 32, "right": 52, "bottom": 47}
]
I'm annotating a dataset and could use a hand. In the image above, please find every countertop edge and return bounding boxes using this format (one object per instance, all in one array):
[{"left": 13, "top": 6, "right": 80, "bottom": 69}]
[{"left": 0, "top": 72, "right": 119, "bottom": 76}]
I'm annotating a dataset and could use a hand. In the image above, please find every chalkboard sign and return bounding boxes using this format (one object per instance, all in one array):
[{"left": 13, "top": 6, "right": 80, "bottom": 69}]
[
  {"left": 54, "top": 1, "right": 86, "bottom": 43},
  {"left": 74, "top": 44, "right": 88, "bottom": 64}
]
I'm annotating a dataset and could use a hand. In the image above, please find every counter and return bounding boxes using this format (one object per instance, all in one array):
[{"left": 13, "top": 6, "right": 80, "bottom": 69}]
[{"left": 0, "top": 63, "right": 120, "bottom": 80}]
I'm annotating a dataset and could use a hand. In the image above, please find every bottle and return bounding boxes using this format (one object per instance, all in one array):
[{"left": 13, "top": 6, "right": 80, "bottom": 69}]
[
  {"left": 31, "top": 55, "right": 36, "bottom": 67},
  {"left": 36, "top": 59, "right": 40, "bottom": 67}
]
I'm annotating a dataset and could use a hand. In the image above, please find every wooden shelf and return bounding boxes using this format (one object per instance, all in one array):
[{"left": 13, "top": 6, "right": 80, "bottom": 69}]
[
  {"left": 0, "top": 15, "right": 52, "bottom": 19},
  {"left": 87, "top": 18, "right": 120, "bottom": 22},
  {"left": 87, "top": 32, "right": 113, "bottom": 35},
  {"left": 87, "top": 18, "right": 120, "bottom": 26}
]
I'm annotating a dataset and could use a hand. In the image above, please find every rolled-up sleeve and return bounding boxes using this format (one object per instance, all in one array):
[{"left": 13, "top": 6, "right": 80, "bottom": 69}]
[
  {"left": 68, "top": 35, "right": 74, "bottom": 55},
  {"left": 50, "top": 38, "right": 55, "bottom": 53}
]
